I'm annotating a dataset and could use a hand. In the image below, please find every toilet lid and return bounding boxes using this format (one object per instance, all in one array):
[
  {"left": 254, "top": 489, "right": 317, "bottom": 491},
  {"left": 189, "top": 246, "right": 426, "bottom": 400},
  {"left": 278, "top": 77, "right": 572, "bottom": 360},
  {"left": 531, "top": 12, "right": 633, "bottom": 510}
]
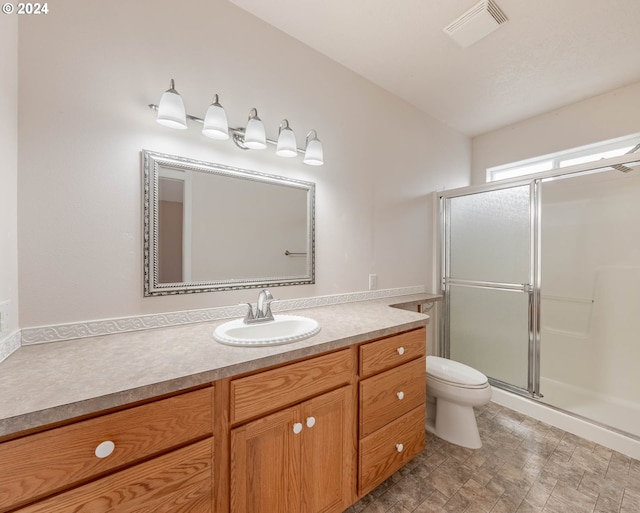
[{"left": 427, "top": 356, "right": 488, "bottom": 387}]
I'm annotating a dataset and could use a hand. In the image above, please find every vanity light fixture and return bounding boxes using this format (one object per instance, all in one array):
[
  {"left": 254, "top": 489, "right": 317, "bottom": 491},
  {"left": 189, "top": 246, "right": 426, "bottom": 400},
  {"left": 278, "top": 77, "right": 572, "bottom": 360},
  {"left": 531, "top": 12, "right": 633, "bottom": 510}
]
[
  {"left": 202, "top": 94, "right": 229, "bottom": 140},
  {"left": 275, "top": 120, "right": 298, "bottom": 158},
  {"left": 149, "top": 79, "right": 324, "bottom": 166},
  {"left": 303, "top": 130, "right": 324, "bottom": 166},
  {"left": 155, "top": 79, "right": 187, "bottom": 129},
  {"left": 243, "top": 108, "right": 267, "bottom": 149}
]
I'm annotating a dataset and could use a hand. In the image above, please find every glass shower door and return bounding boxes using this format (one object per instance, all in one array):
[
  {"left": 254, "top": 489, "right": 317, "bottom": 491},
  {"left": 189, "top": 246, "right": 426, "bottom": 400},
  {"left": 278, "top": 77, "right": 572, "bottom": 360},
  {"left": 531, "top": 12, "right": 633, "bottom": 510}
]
[{"left": 441, "top": 183, "right": 539, "bottom": 395}]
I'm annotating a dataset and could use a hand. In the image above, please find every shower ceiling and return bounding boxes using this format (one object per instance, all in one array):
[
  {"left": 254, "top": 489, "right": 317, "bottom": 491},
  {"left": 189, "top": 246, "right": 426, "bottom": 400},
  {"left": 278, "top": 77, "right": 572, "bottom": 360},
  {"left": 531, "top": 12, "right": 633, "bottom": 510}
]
[{"left": 228, "top": 0, "right": 640, "bottom": 137}]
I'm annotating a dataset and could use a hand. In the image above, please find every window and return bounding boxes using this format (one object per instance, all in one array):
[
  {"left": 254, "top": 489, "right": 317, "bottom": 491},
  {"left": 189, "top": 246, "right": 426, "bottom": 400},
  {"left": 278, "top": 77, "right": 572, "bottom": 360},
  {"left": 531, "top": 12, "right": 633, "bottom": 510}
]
[{"left": 486, "top": 133, "right": 640, "bottom": 182}]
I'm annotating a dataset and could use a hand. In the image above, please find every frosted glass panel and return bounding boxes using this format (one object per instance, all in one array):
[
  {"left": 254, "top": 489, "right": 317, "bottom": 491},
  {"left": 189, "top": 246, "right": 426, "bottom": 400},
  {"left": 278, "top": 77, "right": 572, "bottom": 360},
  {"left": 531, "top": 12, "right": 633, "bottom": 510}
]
[
  {"left": 449, "top": 186, "right": 530, "bottom": 284},
  {"left": 449, "top": 285, "right": 529, "bottom": 389}
]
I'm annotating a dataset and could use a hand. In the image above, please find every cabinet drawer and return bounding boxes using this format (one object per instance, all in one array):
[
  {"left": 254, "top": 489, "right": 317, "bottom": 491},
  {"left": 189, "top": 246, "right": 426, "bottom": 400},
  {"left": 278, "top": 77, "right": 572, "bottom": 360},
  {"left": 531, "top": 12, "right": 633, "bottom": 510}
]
[
  {"left": 359, "top": 405, "right": 426, "bottom": 496},
  {"left": 359, "top": 357, "right": 426, "bottom": 437},
  {"left": 359, "top": 329, "right": 426, "bottom": 378},
  {"left": 0, "top": 387, "right": 213, "bottom": 511},
  {"left": 13, "top": 438, "right": 213, "bottom": 513},
  {"left": 231, "top": 349, "right": 352, "bottom": 424}
]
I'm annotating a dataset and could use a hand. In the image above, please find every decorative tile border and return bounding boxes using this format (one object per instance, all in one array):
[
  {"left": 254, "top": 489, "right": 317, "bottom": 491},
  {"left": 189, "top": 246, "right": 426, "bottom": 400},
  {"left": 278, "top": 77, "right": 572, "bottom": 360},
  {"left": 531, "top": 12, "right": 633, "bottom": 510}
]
[
  {"left": 0, "top": 330, "right": 21, "bottom": 364},
  {"left": 19, "top": 286, "right": 426, "bottom": 346}
]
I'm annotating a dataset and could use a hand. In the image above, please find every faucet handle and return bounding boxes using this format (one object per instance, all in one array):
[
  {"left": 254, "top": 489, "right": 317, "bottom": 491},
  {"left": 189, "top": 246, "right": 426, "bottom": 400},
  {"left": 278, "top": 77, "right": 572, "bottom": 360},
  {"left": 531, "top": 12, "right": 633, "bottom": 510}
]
[
  {"left": 263, "top": 300, "right": 274, "bottom": 321},
  {"left": 242, "top": 303, "right": 255, "bottom": 323}
]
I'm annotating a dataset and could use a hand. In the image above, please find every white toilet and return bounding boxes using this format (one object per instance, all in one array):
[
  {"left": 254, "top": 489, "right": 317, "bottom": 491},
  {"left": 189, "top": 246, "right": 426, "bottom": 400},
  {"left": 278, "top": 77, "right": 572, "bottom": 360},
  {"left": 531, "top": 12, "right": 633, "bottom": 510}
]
[{"left": 426, "top": 356, "right": 492, "bottom": 449}]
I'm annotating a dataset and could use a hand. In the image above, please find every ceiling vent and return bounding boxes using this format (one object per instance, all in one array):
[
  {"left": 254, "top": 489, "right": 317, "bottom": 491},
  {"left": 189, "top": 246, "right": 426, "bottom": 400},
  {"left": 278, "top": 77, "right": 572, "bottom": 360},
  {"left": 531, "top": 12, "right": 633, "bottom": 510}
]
[{"left": 444, "top": 0, "right": 508, "bottom": 48}]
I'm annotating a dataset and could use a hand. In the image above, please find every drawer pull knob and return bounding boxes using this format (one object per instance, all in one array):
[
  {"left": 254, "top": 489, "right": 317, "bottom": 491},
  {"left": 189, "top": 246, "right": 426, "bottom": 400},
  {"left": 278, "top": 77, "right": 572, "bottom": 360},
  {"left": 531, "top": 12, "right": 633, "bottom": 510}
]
[
  {"left": 396, "top": 391, "right": 405, "bottom": 400},
  {"left": 396, "top": 347, "right": 405, "bottom": 355},
  {"left": 306, "top": 416, "right": 316, "bottom": 428},
  {"left": 293, "top": 422, "right": 303, "bottom": 435},
  {"left": 396, "top": 443, "right": 404, "bottom": 453},
  {"left": 95, "top": 440, "right": 115, "bottom": 458}
]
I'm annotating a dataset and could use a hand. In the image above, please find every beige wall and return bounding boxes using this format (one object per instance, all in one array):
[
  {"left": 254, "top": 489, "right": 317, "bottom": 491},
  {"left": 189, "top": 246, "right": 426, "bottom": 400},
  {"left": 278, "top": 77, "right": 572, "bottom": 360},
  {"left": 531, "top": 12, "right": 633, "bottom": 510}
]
[
  {"left": 471, "top": 81, "right": 640, "bottom": 184},
  {"left": 0, "top": 13, "right": 19, "bottom": 337},
  {"left": 17, "top": 0, "right": 470, "bottom": 327}
]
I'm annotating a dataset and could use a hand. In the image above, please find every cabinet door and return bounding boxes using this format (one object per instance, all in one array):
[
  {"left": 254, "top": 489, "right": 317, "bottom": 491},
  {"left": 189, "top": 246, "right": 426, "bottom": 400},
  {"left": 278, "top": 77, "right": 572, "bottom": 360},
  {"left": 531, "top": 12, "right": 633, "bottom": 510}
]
[
  {"left": 230, "top": 408, "right": 300, "bottom": 513},
  {"left": 231, "top": 386, "right": 354, "bottom": 513},
  {"left": 301, "top": 386, "right": 353, "bottom": 513}
]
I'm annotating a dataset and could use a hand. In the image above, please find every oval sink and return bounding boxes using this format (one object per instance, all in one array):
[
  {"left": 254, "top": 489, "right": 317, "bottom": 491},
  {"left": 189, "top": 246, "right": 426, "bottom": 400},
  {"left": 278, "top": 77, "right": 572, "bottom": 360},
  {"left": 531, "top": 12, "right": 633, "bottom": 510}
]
[{"left": 213, "top": 315, "right": 321, "bottom": 346}]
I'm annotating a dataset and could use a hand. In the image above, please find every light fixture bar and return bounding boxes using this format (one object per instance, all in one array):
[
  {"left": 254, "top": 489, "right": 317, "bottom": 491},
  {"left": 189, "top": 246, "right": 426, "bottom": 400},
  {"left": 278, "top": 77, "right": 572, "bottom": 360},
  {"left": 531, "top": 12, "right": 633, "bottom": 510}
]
[{"left": 148, "top": 103, "right": 307, "bottom": 154}]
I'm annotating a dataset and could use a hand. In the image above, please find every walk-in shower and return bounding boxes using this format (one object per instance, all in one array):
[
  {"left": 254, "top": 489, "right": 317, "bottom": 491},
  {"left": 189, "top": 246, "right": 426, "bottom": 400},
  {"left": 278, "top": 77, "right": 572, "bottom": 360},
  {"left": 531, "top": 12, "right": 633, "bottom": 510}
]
[{"left": 438, "top": 152, "right": 640, "bottom": 446}]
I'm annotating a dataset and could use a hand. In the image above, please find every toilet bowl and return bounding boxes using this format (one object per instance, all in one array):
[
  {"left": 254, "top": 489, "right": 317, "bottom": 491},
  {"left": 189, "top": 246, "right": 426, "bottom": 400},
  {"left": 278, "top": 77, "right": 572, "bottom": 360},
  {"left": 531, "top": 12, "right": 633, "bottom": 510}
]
[{"left": 426, "top": 356, "right": 492, "bottom": 449}]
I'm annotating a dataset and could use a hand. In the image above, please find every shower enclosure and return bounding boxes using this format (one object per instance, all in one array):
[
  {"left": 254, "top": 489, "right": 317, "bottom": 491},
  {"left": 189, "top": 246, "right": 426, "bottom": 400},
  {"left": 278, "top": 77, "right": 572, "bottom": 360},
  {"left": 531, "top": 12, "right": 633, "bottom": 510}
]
[{"left": 439, "top": 153, "right": 640, "bottom": 439}]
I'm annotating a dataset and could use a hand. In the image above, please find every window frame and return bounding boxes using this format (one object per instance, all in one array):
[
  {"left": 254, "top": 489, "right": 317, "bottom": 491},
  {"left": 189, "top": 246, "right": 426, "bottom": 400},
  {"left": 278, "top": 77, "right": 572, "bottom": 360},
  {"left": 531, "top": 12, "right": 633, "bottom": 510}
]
[{"left": 486, "top": 133, "right": 640, "bottom": 183}]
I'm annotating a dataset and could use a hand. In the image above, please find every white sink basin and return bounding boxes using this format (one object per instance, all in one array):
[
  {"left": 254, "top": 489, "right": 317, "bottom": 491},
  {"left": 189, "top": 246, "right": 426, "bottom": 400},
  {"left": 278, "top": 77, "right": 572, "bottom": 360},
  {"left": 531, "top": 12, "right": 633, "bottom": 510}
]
[{"left": 213, "top": 315, "right": 321, "bottom": 346}]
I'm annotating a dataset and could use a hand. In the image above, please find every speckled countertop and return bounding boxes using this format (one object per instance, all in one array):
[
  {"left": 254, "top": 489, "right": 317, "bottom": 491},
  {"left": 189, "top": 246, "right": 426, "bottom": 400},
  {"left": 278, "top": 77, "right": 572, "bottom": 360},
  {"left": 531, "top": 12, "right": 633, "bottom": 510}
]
[{"left": 0, "top": 293, "right": 439, "bottom": 438}]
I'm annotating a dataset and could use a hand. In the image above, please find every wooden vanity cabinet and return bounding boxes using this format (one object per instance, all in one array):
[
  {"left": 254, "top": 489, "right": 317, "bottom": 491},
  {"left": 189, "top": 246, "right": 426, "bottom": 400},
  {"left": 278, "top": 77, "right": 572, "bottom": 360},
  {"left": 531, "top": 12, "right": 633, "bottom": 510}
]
[
  {"left": 0, "top": 325, "right": 428, "bottom": 513},
  {"left": 0, "top": 386, "right": 214, "bottom": 513},
  {"left": 227, "top": 328, "right": 428, "bottom": 511},
  {"left": 228, "top": 349, "right": 355, "bottom": 513}
]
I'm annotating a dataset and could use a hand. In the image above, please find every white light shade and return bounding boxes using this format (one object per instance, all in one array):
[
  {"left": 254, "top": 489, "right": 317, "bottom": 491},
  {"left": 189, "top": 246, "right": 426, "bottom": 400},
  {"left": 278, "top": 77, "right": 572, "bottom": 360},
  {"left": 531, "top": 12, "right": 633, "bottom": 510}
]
[
  {"left": 304, "top": 131, "right": 324, "bottom": 166},
  {"left": 243, "top": 109, "right": 266, "bottom": 149},
  {"left": 202, "top": 95, "right": 229, "bottom": 140},
  {"left": 276, "top": 120, "right": 298, "bottom": 157},
  {"left": 156, "top": 79, "right": 187, "bottom": 129}
]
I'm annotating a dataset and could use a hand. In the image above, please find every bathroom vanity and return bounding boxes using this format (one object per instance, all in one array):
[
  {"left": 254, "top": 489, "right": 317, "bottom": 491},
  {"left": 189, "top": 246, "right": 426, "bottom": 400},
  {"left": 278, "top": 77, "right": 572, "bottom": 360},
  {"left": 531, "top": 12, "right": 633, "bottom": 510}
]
[{"left": 0, "top": 295, "right": 435, "bottom": 513}]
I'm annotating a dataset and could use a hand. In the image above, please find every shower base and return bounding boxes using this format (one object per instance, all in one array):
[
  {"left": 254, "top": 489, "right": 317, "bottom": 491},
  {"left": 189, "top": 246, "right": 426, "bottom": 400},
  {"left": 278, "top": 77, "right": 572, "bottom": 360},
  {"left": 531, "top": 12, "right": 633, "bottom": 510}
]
[{"left": 490, "top": 386, "right": 640, "bottom": 460}]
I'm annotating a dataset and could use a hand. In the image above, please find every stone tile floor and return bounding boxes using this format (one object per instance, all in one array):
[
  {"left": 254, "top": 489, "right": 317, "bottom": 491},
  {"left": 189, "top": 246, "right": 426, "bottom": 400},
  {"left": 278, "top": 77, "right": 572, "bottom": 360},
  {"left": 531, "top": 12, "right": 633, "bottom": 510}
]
[{"left": 346, "top": 402, "right": 640, "bottom": 513}]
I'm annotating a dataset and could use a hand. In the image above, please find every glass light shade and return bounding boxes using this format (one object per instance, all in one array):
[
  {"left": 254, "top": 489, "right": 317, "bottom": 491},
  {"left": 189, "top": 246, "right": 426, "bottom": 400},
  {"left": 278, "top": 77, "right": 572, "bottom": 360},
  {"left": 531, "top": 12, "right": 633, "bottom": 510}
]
[
  {"left": 276, "top": 124, "right": 298, "bottom": 157},
  {"left": 202, "top": 96, "right": 229, "bottom": 140},
  {"left": 156, "top": 80, "right": 187, "bottom": 129},
  {"left": 244, "top": 112, "right": 267, "bottom": 149},
  {"left": 304, "top": 132, "right": 324, "bottom": 166}
]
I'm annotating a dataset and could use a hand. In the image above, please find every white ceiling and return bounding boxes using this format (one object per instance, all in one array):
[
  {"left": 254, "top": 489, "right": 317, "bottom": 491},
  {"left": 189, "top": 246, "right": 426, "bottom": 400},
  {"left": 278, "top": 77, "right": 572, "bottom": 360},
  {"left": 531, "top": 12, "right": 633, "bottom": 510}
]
[{"left": 228, "top": 0, "right": 640, "bottom": 136}]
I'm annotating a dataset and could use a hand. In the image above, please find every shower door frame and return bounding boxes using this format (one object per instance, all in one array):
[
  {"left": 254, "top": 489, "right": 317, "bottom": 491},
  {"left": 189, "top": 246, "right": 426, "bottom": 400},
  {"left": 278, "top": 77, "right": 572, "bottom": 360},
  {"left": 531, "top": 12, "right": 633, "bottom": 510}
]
[
  {"left": 439, "top": 180, "right": 541, "bottom": 398},
  {"left": 437, "top": 152, "right": 640, "bottom": 399}
]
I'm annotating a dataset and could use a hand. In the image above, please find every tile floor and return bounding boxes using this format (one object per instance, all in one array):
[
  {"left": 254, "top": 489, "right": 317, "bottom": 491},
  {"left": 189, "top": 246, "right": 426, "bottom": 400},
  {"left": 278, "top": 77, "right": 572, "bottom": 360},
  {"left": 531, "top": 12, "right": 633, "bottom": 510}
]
[{"left": 346, "top": 402, "right": 640, "bottom": 513}]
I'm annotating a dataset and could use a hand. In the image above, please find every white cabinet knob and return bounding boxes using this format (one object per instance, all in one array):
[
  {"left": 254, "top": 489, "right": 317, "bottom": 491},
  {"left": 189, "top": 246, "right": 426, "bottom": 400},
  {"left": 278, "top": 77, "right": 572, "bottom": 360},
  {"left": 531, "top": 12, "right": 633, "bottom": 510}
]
[
  {"left": 293, "top": 422, "right": 303, "bottom": 434},
  {"left": 95, "top": 440, "right": 115, "bottom": 459},
  {"left": 396, "top": 391, "right": 405, "bottom": 400},
  {"left": 396, "top": 443, "right": 404, "bottom": 453},
  {"left": 306, "top": 416, "right": 316, "bottom": 428},
  {"left": 396, "top": 346, "right": 405, "bottom": 355}
]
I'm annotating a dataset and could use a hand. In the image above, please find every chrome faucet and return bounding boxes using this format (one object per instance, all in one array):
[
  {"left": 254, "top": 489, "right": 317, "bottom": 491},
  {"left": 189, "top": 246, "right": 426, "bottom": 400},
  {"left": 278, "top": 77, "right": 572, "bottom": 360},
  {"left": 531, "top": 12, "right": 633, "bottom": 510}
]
[{"left": 243, "top": 289, "right": 275, "bottom": 324}]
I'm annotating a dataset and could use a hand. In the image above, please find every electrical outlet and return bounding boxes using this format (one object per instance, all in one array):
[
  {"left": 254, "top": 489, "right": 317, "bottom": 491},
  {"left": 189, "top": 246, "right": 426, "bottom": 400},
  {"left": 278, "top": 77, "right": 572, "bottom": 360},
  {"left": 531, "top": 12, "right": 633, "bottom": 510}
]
[
  {"left": 368, "top": 274, "right": 377, "bottom": 291},
  {"left": 0, "top": 300, "right": 10, "bottom": 335}
]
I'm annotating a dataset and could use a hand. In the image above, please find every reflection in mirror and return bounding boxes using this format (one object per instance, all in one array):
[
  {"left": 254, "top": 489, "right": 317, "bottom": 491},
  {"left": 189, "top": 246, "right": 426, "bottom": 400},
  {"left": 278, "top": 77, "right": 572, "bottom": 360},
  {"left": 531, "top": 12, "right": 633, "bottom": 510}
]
[{"left": 143, "top": 150, "right": 315, "bottom": 296}]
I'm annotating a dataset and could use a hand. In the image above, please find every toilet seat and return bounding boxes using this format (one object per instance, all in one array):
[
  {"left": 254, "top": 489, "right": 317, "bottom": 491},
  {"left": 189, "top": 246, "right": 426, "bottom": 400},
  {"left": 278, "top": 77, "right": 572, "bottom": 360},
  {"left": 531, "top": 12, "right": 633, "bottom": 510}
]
[
  {"left": 427, "top": 356, "right": 488, "bottom": 388},
  {"left": 428, "top": 373, "right": 489, "bottom": 390}
]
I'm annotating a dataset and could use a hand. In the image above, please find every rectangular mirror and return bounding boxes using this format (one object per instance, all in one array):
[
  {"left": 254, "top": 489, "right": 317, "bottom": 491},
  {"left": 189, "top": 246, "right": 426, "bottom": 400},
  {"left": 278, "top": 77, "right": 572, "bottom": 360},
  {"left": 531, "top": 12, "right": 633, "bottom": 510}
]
[{"left": 143, "top": 150, "right": 315, "bottom": 296}]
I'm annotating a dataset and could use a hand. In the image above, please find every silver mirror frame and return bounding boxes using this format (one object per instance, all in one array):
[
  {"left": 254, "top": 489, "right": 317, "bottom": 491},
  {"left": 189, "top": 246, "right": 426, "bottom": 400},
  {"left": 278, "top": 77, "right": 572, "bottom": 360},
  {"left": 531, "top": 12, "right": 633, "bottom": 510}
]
[{"left": 143, "top": 150, "right": 316, "bottom": 296}]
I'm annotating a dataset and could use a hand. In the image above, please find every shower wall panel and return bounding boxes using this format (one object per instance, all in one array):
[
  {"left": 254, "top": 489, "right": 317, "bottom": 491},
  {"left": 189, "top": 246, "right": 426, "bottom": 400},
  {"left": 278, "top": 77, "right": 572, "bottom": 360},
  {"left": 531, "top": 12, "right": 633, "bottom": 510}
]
[{"left": 540, "top": 170, "right": 640, "bottom": 436}]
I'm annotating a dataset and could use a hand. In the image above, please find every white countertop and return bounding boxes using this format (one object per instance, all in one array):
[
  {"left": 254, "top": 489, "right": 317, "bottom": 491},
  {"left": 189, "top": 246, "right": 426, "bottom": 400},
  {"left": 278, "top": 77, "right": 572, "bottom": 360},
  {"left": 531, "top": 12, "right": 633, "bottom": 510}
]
[{"left": 0, "top": 293, "right": 439, "bottom": 437}]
